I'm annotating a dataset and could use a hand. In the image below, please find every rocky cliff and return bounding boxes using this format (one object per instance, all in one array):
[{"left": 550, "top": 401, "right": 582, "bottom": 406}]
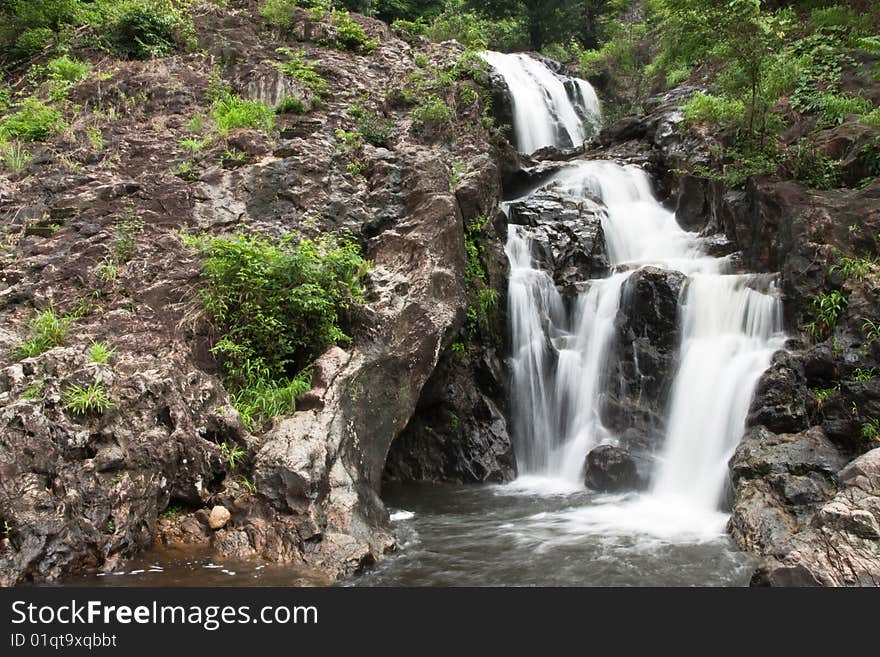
[{"left": 0, "top": 3, "right": 513, "bottom": 585}]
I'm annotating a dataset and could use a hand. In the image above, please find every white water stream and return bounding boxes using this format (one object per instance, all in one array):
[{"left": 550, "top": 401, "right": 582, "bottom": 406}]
[{"left": 493, "top": 54, "right": 786, "bottom": 540}]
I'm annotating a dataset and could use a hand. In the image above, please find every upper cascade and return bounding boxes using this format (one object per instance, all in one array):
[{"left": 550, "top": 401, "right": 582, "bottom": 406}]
[{"left": 480, "top": 51, "right": 601, "bottom": 154}]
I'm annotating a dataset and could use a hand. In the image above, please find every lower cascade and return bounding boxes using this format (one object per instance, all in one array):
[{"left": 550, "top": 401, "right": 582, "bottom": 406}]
[{"left": 506, "top": 161, "right": 786, "bottom": 536}]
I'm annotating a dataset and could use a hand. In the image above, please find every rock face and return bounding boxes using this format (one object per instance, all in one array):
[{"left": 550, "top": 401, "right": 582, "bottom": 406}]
[
  {"left": 0, "top": 5, "right": 512, "bottom": 584},
  {"left": 584, "top": 445, "right": 644, "bottom": 492},
  {"left": 602, "top": 267, "right": 685, "bottom": 452},
  {"left": 505, "top": 182, "right": 609, "bottom": 294}
]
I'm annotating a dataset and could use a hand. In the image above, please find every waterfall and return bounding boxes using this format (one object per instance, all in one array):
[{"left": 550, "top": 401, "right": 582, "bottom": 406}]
[{"left": 480, "top": 51, "right": 601, "bottom": 153}]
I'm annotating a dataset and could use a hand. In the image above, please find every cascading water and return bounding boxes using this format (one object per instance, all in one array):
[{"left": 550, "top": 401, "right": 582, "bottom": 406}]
[
  {"left": 357, "top": 53, "right": 785, "bottom": 586},
  {"left": 486, "top": 50, "right": 785, "bottom": 536},
  {"left": 506, "top": 160, "right": 785, "bottom": 534},
  {"left": 480, "top": 51, "right": 601, "bottom": 154}
]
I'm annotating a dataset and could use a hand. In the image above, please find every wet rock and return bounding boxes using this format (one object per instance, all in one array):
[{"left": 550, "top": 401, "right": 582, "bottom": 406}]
[
  {"left": 602, "top": 267, "right": 685, "bottom": 442},
  {"left": 506, "top": 185, "right": 608, "bottom": 290},
  {"left": 208, "top": 506, "right": 231, "bottom": 530},
  {"left": 584, "top": 445, "right": 643, "bottom": 492},
  {"left": 747, "top": 351, "right": 812, "bottom": 434}
]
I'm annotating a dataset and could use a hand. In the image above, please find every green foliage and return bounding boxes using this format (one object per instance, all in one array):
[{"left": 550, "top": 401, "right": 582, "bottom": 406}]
[
  {"left": 46, "top": 55, "right": 91, "bottom": 84},
  {"left": 323, "top": 9, "right": 378, "bottom": 52},
  {"left": 683, "top": 92, "right": 746, "bottom": 128},
  {"left": 272, "top": 48, "right": 329, "bottom": 98},
  {"left": 259, "top": 0, "right": 299, "bottom": 28},
  {"left": 412, "top": 94, "right": 451, "bottom": 131},
  {"left": 862, "top": 417, "right": 880, "bottom": 441},
  {"left": 178, "top": 135, "right": 212, "bottom": 154},
  {"left": 220, "top": 147, "right": 248, "bottom": 168},
  {"left": 16, "top": 308, "right": 72, "bottom": 358},
  {"left": 275, "top": 95, "right": 306, "bottom": 115},
  {"left": 0, "top": 99, "right": 65, "bottom": 142},
  {"left": 184, "top": 230, "right": 368, "bottom": 429},
  {"left": 812, "top": 384, "right": 839, "bottom": 401},
  {"left": 88, "top": 340, "right": 115, "bottom": 364},
  {"left": 814, "top": 92, "right": 874, "bottom": 127},
  {"left": 64, "top": 382, "right": 113, "bottom": 415},
  {"left": 830, "top": 256, "right": 875, "bottom": 281},
  {"left": 211, "top": 94, "right": 275, "bottom": 136},
  {"left": 21, "top": 380, "right": 45, "bottom": 401},
  {"left": 101, "top": 1, "right": 181, "bottom": 60},
  {"left": 348, "top": 103, "right": 395, "bottom": 147},
  {"left": 15, "top": 27, "right": 56, "bottom": 55},
  {"left": 853, "top": 367, "right": 876, "bottom": 382},
  {"left": 427, "top": 0, "right": 526, "bottom": 51},
  {"left": 391, "top": 18, "right": 427, "bottom": 40},
  {"left": 0, "top": 141, "right": 33, "bottom": 174},
  {"left": 810, "top": 290, "right": 847, "bottom": 338},
  {"left": 110, "top": 210, "right": 143, "bottom": 264},
  {"left": 220, "top": 441, "right": 246, "bottom": 470},
  {"left": 787, "top": 141, "right": 842, "bottom": 190},
  {"left": 863, "top": 319, "right": 880, "bottom": 343}
]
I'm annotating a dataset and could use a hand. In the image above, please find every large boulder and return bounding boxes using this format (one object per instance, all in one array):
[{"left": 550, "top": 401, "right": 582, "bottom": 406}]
[
  {"left": 506, "top": 186, "right": 609, "bottom": 294},
  {"left": 584, "top": 445, "right": 644, "bottom": 492},
  {"left": 601, "top": 266, "right": 685, "bottom": 446}
]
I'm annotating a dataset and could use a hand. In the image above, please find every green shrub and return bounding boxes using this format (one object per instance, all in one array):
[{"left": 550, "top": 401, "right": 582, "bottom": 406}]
[
  {"left": 0, "top": 98, "right": 64, "bottom": 142},
  {"left": 412, "top": 95, "right": 451, "bottom": 130},
  {"left": 46, "top": 55, "right": 91, "bottom": 83},
  {"left": 275, "top": 95, "right": 306, "bottom": 114},
  {"left": 15, "top": 27, "right": 56, "bottom": 54},
  {"left": 682, "top": 92, "right": 746, "bottom": 128},
  {"left": 259, "top": 0, "right": 299, "bottom": 28},
  {"left": 104, "top": 1, "right": 179, "bottom": 60},
  {"left": 16, "top": 308, "right": 72, "bottom": 358},
  {"left": 88, "top": 340, "right": 115, "bottom": 364},
  {"left": 348, "top": 103, "right": 394, "bottom": 147},
  {"left": 272, "top": 48, "right": 329, "bottom": 98},
  {"left": 325, "top": 9, "right": 377, "bottom": 52},
  {"left": 211, "top": 93, "right": 275, "bottom": 136},
  {"left": 787, "top": 142, "right": 842, "bottom": 190},
  {"left": 391, "top": 18, "right": 427, "bottom": 40},
  {"left": 815, "top": 92, "right": 874, "bottom": 127},
  {"left": 184, "top": 230, "right": 369, "bottom": 429},
  {"left": 64, "top": 382, "right": 113, "bottom": 415},
  {"left": 830, "top": 256, "right": 875, "bottom": 281}
]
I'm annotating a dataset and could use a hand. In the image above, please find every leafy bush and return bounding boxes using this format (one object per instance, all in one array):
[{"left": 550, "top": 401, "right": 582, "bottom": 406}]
[
  {"left": 15, "top": 27, "right": 56, "bottom": 54},
  {"left": 46, "top": 55, "right": 91, "bottom": 83},
  {"left": 815, "top": 92, "right": 874, "bottom": 127},
  {"left": 683, "top": 92, "right": 746, "bottom": 128},
  {"left": 103, "top": 1, "right": 179, "bottom": 60},
  {"left": 275, "top": 95, "right": 306, "bottom": 114},
  {"left": 88, "top": 340, "right": 115, "bottom": 364},
  {"left": 787, "top": 142, "right": 842, "bottom": 190},
  {"left": 64, "top": 382, "right": 113, "bottom": 415},
  {"left": 259, "top": 0, "right": 299, "bottom": 28},
  {"left": 16, "top": 308, "right": 72, "bottom": 358},
  {"left": 324, "top": 9, "right": 377, "bottom": 52},
  {"left": 348, "top": 103, "right": 394, "bottom": 147},
  {"left": 426, "top": 0, "right": 526, "bottom": 51},
  {"left": 272, "top": 48, "right": 329, "bottom": 98},
  {"left": 391, "top": 18, "right": 427, "bottom": 40},
  {"left": 184, "top": 230, "right": 369, "bottom": 428},
  {"left": 0, "top": 141, "right": 33, "bottom": 174},
  {"left": 0, "top": 98, "right": 64, "bottom": 142},
  {"left": 211, "top": 94, "right": 275, "bottom": 136},
  {"left": 412, "top": 95, "right": 451, "bottom": 130}
]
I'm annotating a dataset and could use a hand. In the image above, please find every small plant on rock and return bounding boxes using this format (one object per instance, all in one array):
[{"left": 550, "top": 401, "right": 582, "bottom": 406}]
[
  {"left": 88, "top": 340, "right": 115, "bottom": 364},
  {"left": 16, "top": 308, "right": 72, "bottom": 358},
  {"left": 64, "top": 382, "right": 114, "bottom": 416}
]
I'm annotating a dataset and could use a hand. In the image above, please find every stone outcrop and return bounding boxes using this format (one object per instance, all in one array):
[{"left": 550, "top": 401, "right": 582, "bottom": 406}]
[
  {"left": 0, "top": 4, "right": 511, "bottom": 584},
  {"left": 584, "top": 445, "right": 645, "bottom": 492}
]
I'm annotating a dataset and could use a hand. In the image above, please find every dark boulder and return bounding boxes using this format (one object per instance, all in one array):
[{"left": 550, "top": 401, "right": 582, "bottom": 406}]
[
  {"left": 601, "top": 267, "right": 685, "bottom": 443},
  {"left": 584, "top": 445, "right": 644, "bottom": 492},
  {"left": 746, "top": 351, "right": 812, "bottom": 434},
  {"left": 506, "top": 187, "right": 609, "bottom": 291}
]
